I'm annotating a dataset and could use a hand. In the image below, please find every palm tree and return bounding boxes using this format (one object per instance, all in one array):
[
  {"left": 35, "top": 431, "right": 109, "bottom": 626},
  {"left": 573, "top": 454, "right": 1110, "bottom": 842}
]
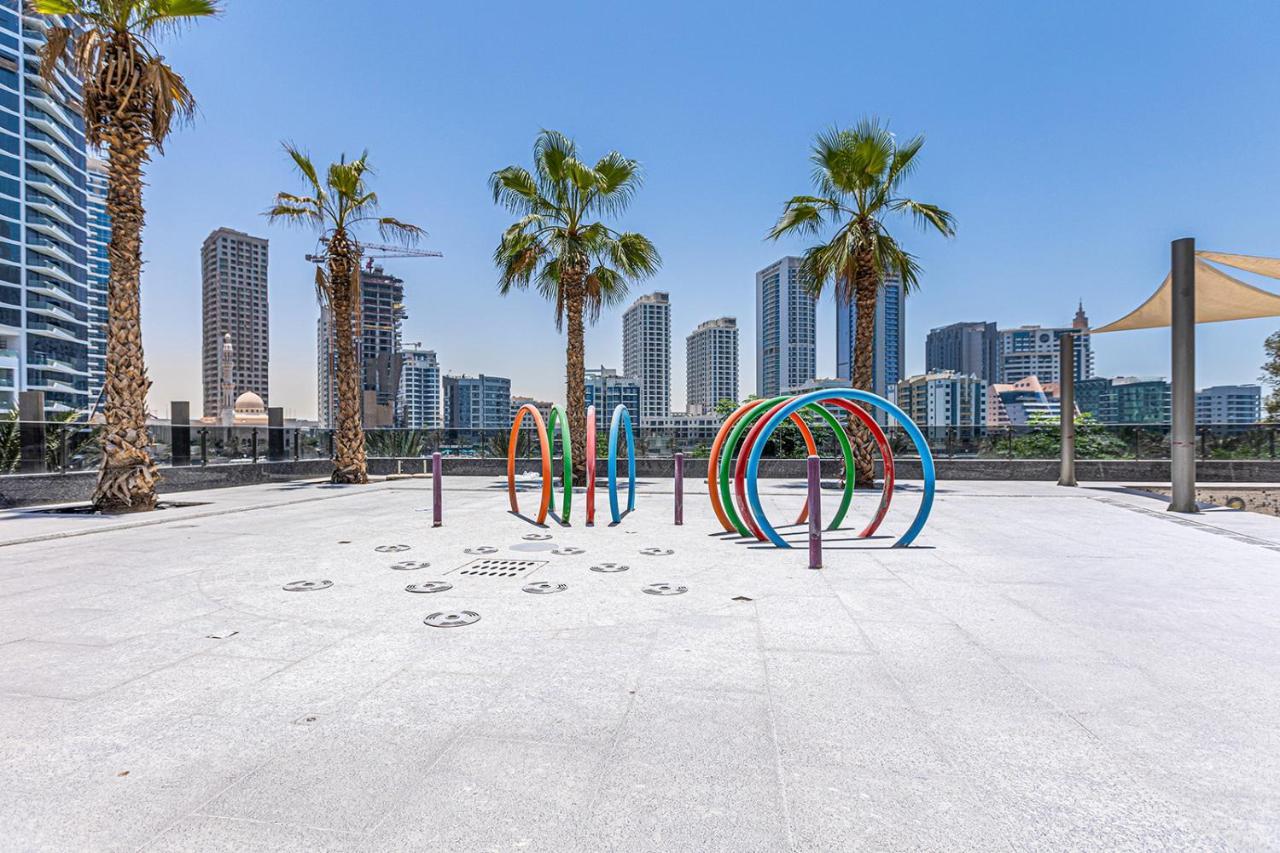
[
  {"left": 769, "top": 118, "right": 955, "bottom": 485},
  {"left": 32, "top": 0, "right": 219, "bottom": 511},
  {"left": 490, "top": 130, "right": 660, "bottom": 483},
  {"left": 268, "top": 146, "right": 424, "bottom": 484}
]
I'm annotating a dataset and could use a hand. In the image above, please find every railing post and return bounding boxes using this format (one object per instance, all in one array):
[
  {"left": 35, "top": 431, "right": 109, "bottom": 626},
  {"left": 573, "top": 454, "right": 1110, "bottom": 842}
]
[
  {"left": 807, "top": 455, "right": 822, "bottom": 570},
  {"left": 251, "top": 428, "right": 259, "bottom": 464},
  {"left": 267, "top": 407, "right": 285, "bottom": 461},
  {"left": 293, "top": 429, "right": 301, "bottom": 462},
  {"left": 58, "top": 423, "right": 68, "bottom": 473},
  {"left": 674, "top": 452, "right": 684, "bottom": 526},
  {"left": 432, "top": 451, "right": 443, "bottom": 527},
  {"left": 17, "top": 390, "right": 45, "bottom": 474},
  {"left": 170, "top": 401, "right": 191, "bottom": 467},
  {"left": 199, "top": 428, "right": 208, "bottom": 466},
  {"left": 1270, "top": 428, "right": 1275, "bottom": 460}
]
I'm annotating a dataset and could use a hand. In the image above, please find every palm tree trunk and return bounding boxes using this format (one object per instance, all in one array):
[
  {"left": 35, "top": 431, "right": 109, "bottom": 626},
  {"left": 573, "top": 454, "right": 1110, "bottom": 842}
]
[
  {"left": 848, "top": 257, "right": 879, "bottom": 488},
  {"left": 563, "top": 265, "right": 587, "bottom": 485},
  {"left": 93, "top": 132, "right": 158, "bottom": 512},
  {"left": 329, "top": 247, "right": 368, "bottom": 484}
]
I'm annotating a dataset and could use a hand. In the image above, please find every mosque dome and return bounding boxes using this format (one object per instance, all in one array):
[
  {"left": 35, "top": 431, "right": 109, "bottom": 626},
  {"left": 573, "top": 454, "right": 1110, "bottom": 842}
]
[{"left": 234, "top": 391, "right": 265, "bottom": 413}]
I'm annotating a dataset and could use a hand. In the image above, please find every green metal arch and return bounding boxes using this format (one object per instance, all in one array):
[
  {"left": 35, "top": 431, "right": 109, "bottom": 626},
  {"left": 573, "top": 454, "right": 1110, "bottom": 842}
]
[{"left": 546, "top": 405, "right": 573, "bottom": 523}]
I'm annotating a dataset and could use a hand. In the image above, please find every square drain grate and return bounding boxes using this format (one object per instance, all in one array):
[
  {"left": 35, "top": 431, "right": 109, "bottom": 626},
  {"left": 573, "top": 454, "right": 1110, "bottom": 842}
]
[{"left": 450, "top": 558, "right": 547, "bottom": 579}]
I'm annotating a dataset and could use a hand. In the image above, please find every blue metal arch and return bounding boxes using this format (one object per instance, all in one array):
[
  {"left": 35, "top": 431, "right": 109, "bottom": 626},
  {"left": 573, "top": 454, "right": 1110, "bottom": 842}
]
[
  {"left": 745, "top": 389, "right": 935, "bottom": 548},
  {"left": 607, "top": 404, "right": 637, "bottom": 524}
]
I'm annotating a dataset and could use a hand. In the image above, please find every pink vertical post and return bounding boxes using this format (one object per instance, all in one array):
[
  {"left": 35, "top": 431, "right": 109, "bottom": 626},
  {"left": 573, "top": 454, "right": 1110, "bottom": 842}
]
[
  {"left": 674, "top": 452, "right": 684, "bottom": 525},
  {"left": 432, "top": 452, "right": 442, "bottom": 528},
  {"left": 807, "top": 454, "right": 822, "bottom": 569}
]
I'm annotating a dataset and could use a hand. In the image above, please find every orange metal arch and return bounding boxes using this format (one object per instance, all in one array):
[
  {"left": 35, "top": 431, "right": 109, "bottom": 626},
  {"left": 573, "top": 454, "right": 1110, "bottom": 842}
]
[
  {"left": 507, "top": 404, "right": 553, "bottom": 524},
  {"left": 707, "top": 399, "right": 818, "bottom": 534}
]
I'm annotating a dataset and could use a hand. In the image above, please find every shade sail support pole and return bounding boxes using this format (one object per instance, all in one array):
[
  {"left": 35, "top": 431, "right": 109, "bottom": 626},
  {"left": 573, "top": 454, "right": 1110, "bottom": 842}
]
[{"left": 1169, "top": 237, "right": 1198, "bottom": 513}]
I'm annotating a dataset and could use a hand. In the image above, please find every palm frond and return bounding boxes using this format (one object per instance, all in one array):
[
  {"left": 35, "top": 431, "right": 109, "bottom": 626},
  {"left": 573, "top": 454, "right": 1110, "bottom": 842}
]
[
  {"left": 142, "top": 56, "right": 196, "bottom": 149},
  {"left": 377, "top": 216, "right": 425, "bottom": 245}
]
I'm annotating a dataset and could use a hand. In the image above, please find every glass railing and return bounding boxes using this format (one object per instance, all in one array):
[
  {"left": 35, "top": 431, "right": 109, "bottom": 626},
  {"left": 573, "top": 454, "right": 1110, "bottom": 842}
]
[{"left": 2, "top": 419, "right": 1278, "bottom": 476}]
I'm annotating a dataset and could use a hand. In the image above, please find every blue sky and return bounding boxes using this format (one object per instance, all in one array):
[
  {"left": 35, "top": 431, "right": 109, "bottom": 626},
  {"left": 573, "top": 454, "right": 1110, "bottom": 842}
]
[{"left": 136, "top": 0, "right": 1280, "bottom": 419}]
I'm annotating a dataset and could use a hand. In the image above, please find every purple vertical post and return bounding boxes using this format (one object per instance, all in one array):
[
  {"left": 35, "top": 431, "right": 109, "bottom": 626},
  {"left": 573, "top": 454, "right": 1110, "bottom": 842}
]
[
  {"left": 807, "top": 454, "right": 822, "bottom": 569},
  {"left": 431, "top": 452, "right": 443, "bottom": 528},
  {"left": 674, "top": 452, "right": 684, "bottom": 526}
]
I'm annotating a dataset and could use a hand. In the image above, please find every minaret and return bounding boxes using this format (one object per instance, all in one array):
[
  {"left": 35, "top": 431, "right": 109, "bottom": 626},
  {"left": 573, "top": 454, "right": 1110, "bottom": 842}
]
[
  {"left": 219, "top": 333, "right": 236, "bottom": 426},
  {"left": 1073, "top": 299, "right": 1089, "bottom": 330}
]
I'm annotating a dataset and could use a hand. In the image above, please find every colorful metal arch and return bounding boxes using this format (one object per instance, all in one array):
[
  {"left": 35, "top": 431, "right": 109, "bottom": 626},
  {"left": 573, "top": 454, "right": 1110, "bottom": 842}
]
[
  {"left": 607, "top": 404, "right": 636, "bottom": 524},
  {"left": 585, "top": 405, "right": 597, "bottom": 526},
  {"left": 507, "top": 403, "right": 553, "bottom": 524},
  {"left": 744, "top": 390, "right": 935, "bottom": 548},
  {"left": 545, "top": 405, "right": 573, "bottom": 522}
]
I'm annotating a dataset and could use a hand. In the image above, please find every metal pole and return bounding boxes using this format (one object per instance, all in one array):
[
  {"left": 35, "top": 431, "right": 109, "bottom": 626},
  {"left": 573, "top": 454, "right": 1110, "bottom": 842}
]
[
  {"left": 807, "top": 454, "right": 822, "bottom": 570},
  {"left": 1058, "top": 332, "right": 1077, "bottom": 486},
  {"left": 1169, "top": 237, "right": 1197, "bottom": 512},
  {"left": 432, "top": 451, "right": 442, "bottom": 527},
  {"left": 199, "top": 428, "right": 208, "bottom": 466},
  {"left": 674, "top": 452, "right": 684, "bottom": 526},
  {"left": 251, "top": 428, "right": 259, "bottom": 464}
]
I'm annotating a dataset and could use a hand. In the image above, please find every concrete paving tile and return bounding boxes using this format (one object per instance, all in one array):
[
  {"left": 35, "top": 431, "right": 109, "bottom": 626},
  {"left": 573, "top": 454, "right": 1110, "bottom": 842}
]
[
  {"left": 149, "top": 815, "right": 364, "bottom": 852},
  {"left": 782, "top": 764, "right": 1014, "bottom": 852},
  {"left": 368, "top": 736, "right": 602, "bottom": 850},
  {"left": 199, "top": 721, "right": 454, "bottom": 834},
  {"left": 343, "top": 668, "right": 505, "bottom": 734},
  {"left": 755, "top": 594, "right": 872, "bottom": 652}
]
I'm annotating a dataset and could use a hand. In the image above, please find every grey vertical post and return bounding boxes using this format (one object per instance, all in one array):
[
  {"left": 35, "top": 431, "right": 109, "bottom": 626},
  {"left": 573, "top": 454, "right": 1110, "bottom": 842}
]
[
  {"left": 18, "top": 390, "right": 45, "bottom": 474},
  {"left": 1057, "top": 333, "right": 1077, "bottom": 486},
  {"left": 674, "top": 452, "right": 684, "bottom": 525},
  {"left": 171, "top": 401, "right": 191, "bottom": 467},
  {"left": 432, "top": 451, "right": 442, "bottom": 527},
  {"left": 1169, "top": 237, "right": 1197, "bottom": 513},
  {"left": 267, "top": 407, "right": 285, "bottom": 461},
  {"left": 807, "top": 454, "right": 822, "bottom": 570}
]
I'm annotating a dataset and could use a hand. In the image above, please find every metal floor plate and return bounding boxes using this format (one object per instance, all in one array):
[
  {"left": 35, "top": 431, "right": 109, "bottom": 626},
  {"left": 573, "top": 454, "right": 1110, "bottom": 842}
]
[{"left": 449, "top": 558, "right": 547, "bottom": 579}]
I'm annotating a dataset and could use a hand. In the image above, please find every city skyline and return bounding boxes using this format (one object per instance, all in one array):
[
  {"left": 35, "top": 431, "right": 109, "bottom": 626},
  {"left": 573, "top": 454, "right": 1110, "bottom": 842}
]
[{"left": 18, "top": 0, "right": 1275, "bottom": 420}]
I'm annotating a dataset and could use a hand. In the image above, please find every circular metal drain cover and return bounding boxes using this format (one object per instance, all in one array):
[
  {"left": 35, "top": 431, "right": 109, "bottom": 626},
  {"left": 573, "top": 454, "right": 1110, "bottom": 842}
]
[
  {"left": 590, "top": 563, "right": 630, "bottom": 573},
  {"left": 523, "top": 581, "right": 568, "bottom": 595},
  {"left": 283, "top": 580, "right": 333, "bottom": 592},
  {"left": 390, "top": 560, "right": 431, "bottom": 571},
  {"left": 465, "top": 546, "right": 497, "bottom": 555},
  {"left": 405, "top": 581, "right": 453, "bottom": 594},
  {"left": 522, "top": 533, "right": 553, "bottom": 541},
  {"left": 424, "top": 610, "right": 480, "bottom": 628},
  {"left": 642, "top": 583, "right": 687, "bottom": 596},
  {"left": 375, "top": 544, "right": 411, "bottom": 553},
  {"left": 639, "top": 548, "right": 674, "bottom": 557},
  {"left": 552, "top": 546, "right": 584, "bottom": 556}
]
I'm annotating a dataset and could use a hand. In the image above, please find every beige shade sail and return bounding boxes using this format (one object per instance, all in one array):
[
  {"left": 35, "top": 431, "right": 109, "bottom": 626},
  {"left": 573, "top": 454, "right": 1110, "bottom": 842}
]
[{"left": 1093, "top": 255, "right": 1280, "bottom": 333}]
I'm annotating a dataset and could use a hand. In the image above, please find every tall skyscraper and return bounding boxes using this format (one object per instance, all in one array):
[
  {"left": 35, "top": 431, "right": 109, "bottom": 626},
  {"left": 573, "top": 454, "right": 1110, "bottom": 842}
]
[
  {"left": 443, "top": 374, "right": 511, "bottom": 430},
  {"left": 201, "top": 228, "right": 268, "bottom": 419},
  {"left": 997, "top": 321, "right": 1093, "bottom": 385},
  {"left": 686, "top": 316, "right": 738, "bottom": 414},
  {"left": 756, "top": 257, "right": 816, "bottom": 398},
  {"left": 925, "top": 321, "right": 997, "bottom": 384},
  {"left": 398, "top": 348, "right": 441, "bottom": 429},
  {"left": 622, "top": 291, "right": 670, "bottom": 419},
  {"left": 836, "top": 277, "right": 905, "bottom": 401},
  {"left": 316, "top": 261, "right": 407, "bottom": 428},
  {"left": 0, "top": 10, "right": 92, "bottom": 415},
  {"left": 85, "top": 157, "right": 109, "bottom": 409},
  {"left": 585, "top": 366, "right": 642, "bottom": 428}
]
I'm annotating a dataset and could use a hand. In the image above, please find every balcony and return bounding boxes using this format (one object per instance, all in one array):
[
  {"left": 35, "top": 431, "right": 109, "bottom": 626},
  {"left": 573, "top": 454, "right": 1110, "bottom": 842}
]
[{"left": 27, "top": 321, "right": 82, "bottom": 343}]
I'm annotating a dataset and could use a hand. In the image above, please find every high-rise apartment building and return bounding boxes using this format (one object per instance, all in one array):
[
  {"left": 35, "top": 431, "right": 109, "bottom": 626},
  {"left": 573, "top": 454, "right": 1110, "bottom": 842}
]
[
  {"left": 585, "top": 366, "right": 642, "bottom": 428},
  {"left": 443, "top": 374, "right": 511, "bottom": 430},
  {"left": 756, "top": 257, "right": 816, "bottom": 398},
  {"left": 0, "top": 10, "right": 93, "bottom": 414},
  {"left": 1196, "top": 384, "right": 1261, "bottom": 424},
  {"left": 397, "top": 348, "right": 441, "bottom": 429},
  {"left": 836, "top": 278, "right": 905, "bottom": 402},
  {"left": 894, "top": 371, "right": 987, "bottom": 428},
  {"left": 623, "top": 291, "right": 670, "bottom": 420},
  {"left": 317, "top": 262, "right": 407, "bottom": 428},
  {"left": 685, "top": 317, "right": 738, "bottom": 414},
  {"left": 201, "top": 228, "right": 268, "bottom": 419},
  {"left": 925, "top": 321, "right": 997, "bottom": 384},
  {"left": 997, "top": 306, "right": 1093, "bottom": 385},
  {"left": 85, "top": 157, "right": 108, "bottom": 408}
]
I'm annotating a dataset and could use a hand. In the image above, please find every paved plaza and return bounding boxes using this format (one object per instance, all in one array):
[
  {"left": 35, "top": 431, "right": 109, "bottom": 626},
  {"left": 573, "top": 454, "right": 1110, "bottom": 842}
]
[{"left": 1, "top": 476, "right": 1279, "bottom": 851}]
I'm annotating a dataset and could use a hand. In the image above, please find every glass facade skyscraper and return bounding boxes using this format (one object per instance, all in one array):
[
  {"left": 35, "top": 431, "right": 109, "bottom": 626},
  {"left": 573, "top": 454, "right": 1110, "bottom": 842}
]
[
  {"left": 755, "top": 257, "right": 816, "bottom": 398},
  {"left": 0, "top": 6, "right": 92, "bottom": 414}
]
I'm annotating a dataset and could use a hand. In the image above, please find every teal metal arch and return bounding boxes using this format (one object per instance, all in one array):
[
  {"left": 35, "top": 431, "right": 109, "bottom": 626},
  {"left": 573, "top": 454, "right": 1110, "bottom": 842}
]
[
  {"left": 607, "top": 404, "right": 636, "bottom": 524},
  {"left": 745, "top": 389, "right": 935, "bottom": 548}
]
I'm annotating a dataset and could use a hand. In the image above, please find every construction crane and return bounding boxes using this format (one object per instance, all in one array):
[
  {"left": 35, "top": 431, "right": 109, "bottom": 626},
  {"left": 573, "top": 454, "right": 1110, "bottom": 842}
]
[{"left": 304, "top": 239, "right": 443, "bottom": 266}]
